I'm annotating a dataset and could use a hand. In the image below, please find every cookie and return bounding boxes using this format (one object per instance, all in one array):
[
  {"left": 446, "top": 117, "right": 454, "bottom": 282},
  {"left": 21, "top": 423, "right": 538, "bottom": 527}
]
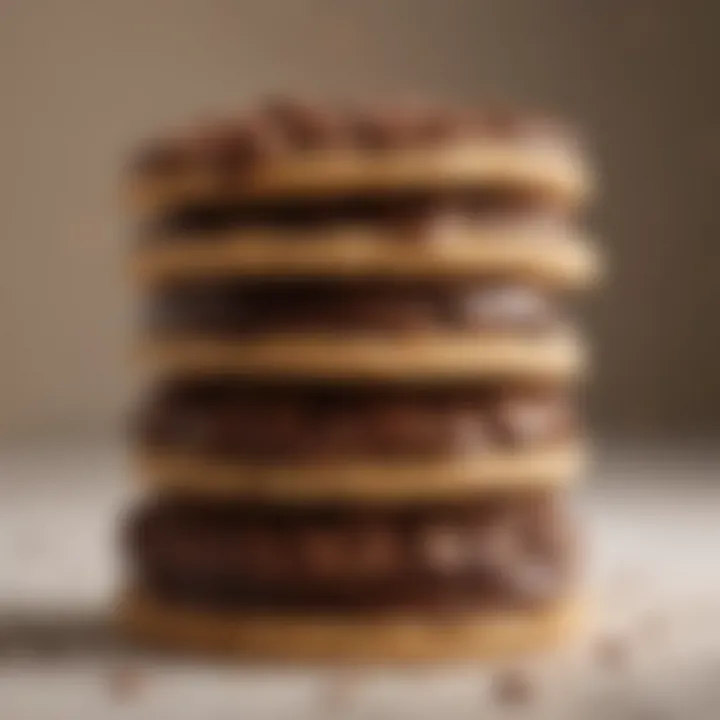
[
  {"left": 132, "top": 229, "right": 599, "bottom": 287},
  {"left": 137, "top": 331, "right": 585, "bottom": 380},
  {"left": 127, "top": 100, "right": 590, "bottom": 215},
  {"left": 119, "top": 591, "right": 585, "bottom": 661},
  {"left": 123, "top": 98, "right": 598, "bottom": 663},
  {"left": 137, "top": 443, "right": 585, "bottom": 502}
]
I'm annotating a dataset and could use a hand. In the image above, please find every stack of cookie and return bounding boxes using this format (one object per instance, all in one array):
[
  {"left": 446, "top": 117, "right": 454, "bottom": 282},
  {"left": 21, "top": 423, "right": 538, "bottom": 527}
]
[{"left": 123, "top": 100, "right": 598, "bottom": 661}]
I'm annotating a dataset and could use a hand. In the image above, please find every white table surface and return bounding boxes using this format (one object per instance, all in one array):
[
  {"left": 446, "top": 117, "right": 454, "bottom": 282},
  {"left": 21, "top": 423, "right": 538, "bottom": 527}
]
[{"left": 0, "top": 441, "right": 718, "bottom": 719}]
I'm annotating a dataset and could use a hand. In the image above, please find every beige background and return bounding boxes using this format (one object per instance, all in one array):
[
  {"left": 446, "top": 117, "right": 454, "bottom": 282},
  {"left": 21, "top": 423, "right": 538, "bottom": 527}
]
[{"left": 0, "top": 0, "right": 718, "bottom": 442}]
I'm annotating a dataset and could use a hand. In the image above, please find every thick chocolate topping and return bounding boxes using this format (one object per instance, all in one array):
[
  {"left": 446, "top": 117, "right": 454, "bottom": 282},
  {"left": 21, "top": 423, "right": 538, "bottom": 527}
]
[
  {"left": 146, "top": 280, "right": 558, "bottom": 337},
  {"left": 127, "top": 492, "right": 577, "bottom": 612},
  {"left": 132, "top": 99, "right": 576, "bottom": 179},
  {"left": 139, "top": 382, "right": 574, "bottom": 459}
]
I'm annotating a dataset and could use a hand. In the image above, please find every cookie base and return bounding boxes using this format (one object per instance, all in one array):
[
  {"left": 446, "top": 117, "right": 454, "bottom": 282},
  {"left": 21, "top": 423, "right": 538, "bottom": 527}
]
[
  {"left": 138, "top": 331, "right": 585, "bottom": 381},
  {"left": 131, "top": 233, "right": 600, "bottom": 287},
  {"left": 129, "top": 141, "right": 591, "bottom": 215},
  {"left": 137, "top": 443, "right": 585, "bottom": 502},
  {"left": 119, "top": 591, "right": 585, "bottom": 663}
]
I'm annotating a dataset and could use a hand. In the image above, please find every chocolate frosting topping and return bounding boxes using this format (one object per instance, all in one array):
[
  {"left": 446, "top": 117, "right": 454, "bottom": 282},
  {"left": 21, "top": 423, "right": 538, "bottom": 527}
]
[
  {"left": 146, "top": 280, "right": 558, "bottom": 337},
  {"left": 132, "top": 98, "right": 576, "bottom": 179},
  {"left": 126, "top": 492, "right": 577, "bottom": 612},
  {"left": 139, "top": 381, "right": 573, "bottom": 460}
]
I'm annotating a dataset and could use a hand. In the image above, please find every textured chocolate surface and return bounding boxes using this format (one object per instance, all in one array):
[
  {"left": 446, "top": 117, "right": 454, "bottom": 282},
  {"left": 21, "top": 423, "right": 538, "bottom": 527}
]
[
  {"left": 146, "top": 280, "right": 558, "bottom": 337},
  {"left": 139, "top": 381, "right": 574, "bottom": 460},
  {"left": 127, "top": 492, "right": 577, "bottom": 612},
  {"left": 132, "top": 99, "right": 576, "bottom": 179},
  {"left": 144, "top": 189, "right": 567, "bottom": 240}
]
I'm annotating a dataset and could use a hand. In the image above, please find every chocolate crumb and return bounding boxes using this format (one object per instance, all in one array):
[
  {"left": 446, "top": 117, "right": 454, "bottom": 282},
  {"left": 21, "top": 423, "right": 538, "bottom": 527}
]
[
  {"left": 106, "top": 665, "right": 145, "bottom": 703},
  {"left": 491, "top": 668, "right": 535, "bottom": 706}
]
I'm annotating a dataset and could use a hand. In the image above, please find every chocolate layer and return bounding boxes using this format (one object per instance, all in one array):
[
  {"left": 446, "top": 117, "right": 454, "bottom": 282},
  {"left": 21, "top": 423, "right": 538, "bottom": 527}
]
[
  {"left": 127, "top": 492, "right": 577, "bottom": 613},
  {"left": 146, "top": 280, "right": 558, "bottom": 337},
  {"left": 132, "top": 99, "right": 577, "bottom": 180},
  {"left": 144, "top": 189, "right": 568, "bottom": 241},
  {"left": 139, "top": 382, "right": 574, "bottom": 460}
]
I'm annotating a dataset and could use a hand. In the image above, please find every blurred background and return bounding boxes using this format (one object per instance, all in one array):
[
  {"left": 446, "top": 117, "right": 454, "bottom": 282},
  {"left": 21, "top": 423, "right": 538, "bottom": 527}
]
[{"left": 0, "top": 0, "right": 718, "bottom": 447}]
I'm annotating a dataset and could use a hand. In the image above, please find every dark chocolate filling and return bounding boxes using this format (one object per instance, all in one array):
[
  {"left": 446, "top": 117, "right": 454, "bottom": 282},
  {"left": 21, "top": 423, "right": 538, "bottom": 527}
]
[
  {"left": 143, "top": 190, "right": 567, "bottom": 241},
  {"left": 139, "top": 381, "right": 574, "bottom": 460},
  {"left": 145, "top": 280, "right": 558, "bottom": 337},
  {"left": 126, "top": 493, "right": 577, "bottom": 613}
]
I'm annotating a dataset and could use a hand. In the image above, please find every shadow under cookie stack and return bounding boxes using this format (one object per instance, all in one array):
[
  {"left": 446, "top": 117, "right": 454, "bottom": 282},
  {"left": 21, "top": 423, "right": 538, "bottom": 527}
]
[{"left": 123, "top": 99, "right": 598, "bottom": 661}]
